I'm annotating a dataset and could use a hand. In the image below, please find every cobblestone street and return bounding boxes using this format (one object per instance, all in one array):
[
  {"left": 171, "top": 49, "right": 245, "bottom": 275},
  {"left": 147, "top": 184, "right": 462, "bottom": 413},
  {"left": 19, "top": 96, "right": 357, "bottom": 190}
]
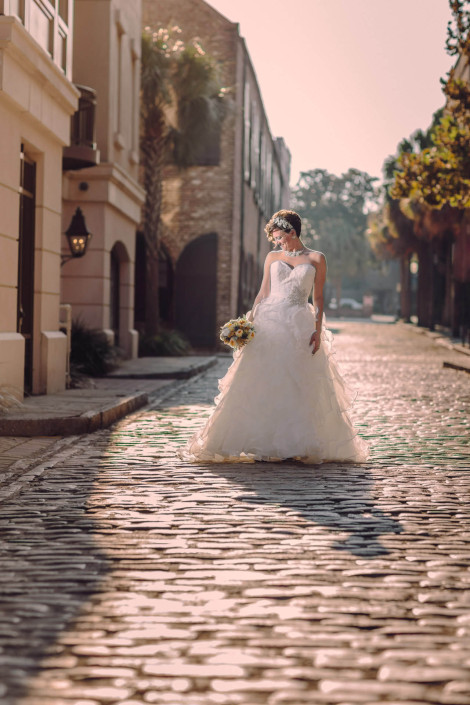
[{"left": 0, "top": 320, "right": 469, "bottom": 705}]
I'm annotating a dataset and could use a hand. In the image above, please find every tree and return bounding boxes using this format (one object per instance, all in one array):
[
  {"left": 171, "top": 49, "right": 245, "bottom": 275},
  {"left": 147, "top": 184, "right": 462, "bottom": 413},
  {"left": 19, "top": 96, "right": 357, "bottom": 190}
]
[
  {"left": 292, "top": 168, "right": 378, "bottom": 304},
  {"left": 390, "top": 1, "right": 470, "bottom": 208},
  {"left": 140, "top": 27, "right": 226, "bottom": 336},
  {"left": 367, "top": 112, "right": 454, "bottom": 323},
  {"left": 372, "top": 2, "right": 470, "bottom": 329}
]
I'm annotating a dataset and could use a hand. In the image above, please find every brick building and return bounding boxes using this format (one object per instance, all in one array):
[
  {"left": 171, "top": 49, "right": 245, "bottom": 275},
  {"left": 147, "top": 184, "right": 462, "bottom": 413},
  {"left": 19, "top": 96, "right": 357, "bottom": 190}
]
[{"left": 140, "top": 0, "right": 291, "bottom": 348}]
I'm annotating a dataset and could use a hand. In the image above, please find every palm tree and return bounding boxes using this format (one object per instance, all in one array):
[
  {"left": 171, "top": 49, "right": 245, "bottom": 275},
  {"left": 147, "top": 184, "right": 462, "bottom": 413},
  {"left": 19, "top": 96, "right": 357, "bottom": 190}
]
[
  {"left": 140, "top": 28, "right": 226, "bottom": 336},
  {"left": 371, "top": 109, "right": 460, "bottom": 326}
]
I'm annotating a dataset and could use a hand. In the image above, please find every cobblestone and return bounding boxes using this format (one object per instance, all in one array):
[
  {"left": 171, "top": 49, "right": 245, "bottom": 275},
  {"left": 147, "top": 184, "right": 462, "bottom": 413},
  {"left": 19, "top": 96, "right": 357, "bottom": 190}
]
[{"left": 0, "top": 321, "right": 469, "bottom": 704}]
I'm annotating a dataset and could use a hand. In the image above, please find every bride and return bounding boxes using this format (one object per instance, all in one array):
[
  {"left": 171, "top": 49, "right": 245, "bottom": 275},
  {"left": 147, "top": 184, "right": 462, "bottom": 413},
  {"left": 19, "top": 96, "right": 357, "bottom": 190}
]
[{"left": 182, "top": 209, "right": 369, "bottom": 464}]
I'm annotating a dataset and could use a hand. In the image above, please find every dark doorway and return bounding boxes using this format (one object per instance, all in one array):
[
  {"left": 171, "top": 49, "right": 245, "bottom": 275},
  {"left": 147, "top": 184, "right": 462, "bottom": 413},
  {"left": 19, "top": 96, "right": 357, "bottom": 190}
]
[
  {"left": 134, "top": 231, "right": 146, "bottom": 333},
  {"left": 159, "top": 243, "right": 174, "bottom": 325},
  {"left": 175, "top": 233, "right": 217, "bottom": 348},
  {"left": 134, "top": 234, "right": 175, "bottom": 331},
  {"left": 110, "top": 245, "right": 120, "bottom": 345},
  {"left": 17, "top": 146, "right": 36, "bottom": 394}
]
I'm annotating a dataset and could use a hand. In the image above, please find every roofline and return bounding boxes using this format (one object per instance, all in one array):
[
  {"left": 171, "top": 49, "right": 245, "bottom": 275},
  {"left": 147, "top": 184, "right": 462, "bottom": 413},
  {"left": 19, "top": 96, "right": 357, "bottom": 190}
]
[{"left": 197, "top": 0, "right": 240, "bottom": 30}]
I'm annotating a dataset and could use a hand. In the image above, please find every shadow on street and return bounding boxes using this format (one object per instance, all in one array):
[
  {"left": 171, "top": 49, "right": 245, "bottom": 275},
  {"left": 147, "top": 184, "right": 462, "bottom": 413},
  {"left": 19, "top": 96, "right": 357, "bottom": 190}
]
[
  {"left": 208, "top": 462, "right": 403, "bottom": 558},
  {"left": 0, "top": 466, "right": 109, "bottom": 703}
]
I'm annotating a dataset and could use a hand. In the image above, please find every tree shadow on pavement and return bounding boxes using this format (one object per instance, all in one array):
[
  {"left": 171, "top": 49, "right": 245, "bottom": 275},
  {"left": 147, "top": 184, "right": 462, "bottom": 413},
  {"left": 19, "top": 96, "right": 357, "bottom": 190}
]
[
  {"left": 208, "top": 462, "right": 403, "bottom": 558},
  {"left": 0, "top": 465, "right": 109, "bottom": 704}
]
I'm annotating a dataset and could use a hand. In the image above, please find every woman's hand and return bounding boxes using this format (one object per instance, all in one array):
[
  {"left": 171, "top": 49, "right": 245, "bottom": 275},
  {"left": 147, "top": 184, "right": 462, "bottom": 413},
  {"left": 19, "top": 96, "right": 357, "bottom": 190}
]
[{"left": 309, "top": 330, "right": 321, "bottom": 355}]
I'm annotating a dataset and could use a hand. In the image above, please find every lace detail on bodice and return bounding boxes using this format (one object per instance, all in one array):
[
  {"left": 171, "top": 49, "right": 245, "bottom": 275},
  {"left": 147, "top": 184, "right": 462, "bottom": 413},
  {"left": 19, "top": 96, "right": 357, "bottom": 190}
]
[{"left": 269, "top": 260, "right": 315, "bottom": 306}]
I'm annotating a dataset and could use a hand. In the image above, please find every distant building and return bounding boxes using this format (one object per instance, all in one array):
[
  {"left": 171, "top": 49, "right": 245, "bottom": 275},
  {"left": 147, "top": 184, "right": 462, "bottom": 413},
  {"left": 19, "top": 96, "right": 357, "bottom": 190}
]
[{"left": 140, "top": 0, "right": 291, "bottom": 348}]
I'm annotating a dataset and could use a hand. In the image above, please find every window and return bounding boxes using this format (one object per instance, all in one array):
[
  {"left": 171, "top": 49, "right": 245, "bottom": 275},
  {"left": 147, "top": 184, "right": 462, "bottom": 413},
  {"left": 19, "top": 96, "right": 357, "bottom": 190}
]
[
  {"left": 2, "top": 0, "right": 71, "bottom": 76},
  {"left": 189, "top": 122, "right": 221, "bottom": 166},
  {"left": 250, "top": 103, "right": 260, "bottom": 193},
  {"left": 243, "top": 81, "right": 251, "bottom": 182}
]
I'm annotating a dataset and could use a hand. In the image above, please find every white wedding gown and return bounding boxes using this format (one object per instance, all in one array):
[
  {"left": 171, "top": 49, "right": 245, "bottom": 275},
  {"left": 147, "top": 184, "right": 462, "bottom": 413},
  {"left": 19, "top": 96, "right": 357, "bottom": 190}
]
[{"left": 183, "top": 259, "right": 369, "bottom": 464}]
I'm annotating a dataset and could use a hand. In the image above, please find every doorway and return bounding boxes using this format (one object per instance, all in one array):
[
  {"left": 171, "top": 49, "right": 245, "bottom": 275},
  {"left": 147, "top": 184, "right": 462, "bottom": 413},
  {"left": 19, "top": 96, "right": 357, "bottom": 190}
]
[
  {"left": 175, "top": 233, "right": 218, "bottom": 347},
  {"left": 110, "top": 244, "right": 120, "bottom": 346},
  {"left": 17, "top": 145, "right": 36, "bottom": 393}
]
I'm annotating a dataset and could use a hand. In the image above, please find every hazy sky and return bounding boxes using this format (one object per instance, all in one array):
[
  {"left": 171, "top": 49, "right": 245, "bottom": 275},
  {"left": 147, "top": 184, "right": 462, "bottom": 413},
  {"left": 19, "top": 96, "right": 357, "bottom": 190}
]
[{"left": 207, "top": 0, "right": 454, "bottom": 186}]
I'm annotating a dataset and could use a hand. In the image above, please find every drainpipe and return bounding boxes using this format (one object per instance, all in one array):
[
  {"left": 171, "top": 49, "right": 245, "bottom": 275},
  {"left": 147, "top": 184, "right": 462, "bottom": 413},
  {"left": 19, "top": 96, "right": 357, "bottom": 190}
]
[{"left": 237, "top": 45, "right": 247, "bottom": 314}]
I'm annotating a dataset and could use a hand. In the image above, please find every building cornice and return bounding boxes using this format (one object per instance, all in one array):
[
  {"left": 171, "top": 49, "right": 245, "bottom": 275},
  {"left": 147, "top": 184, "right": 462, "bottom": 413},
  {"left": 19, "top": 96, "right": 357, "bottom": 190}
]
[
  {"left": 0, "top": 16, "right": 79, "bottom": 115},
  {"left": 63, "top": 162, "right": 145, "bottom": 224}
]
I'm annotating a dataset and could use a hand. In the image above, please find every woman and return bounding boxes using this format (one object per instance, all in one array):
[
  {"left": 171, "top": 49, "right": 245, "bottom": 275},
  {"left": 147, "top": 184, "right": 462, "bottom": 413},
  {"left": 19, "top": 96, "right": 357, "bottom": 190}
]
[{"left": 182, "top": 209, "right": 369, "bottom": 464}]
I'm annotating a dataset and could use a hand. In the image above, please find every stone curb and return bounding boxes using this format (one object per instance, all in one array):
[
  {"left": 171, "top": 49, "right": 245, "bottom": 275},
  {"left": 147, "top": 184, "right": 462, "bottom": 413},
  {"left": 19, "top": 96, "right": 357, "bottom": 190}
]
[
  {"left": 0, "top": 378, "right": 188, "bottom": 502},
  {"left": 0, "top": 376, "right": 189, "bottom": 438},
  {"left": 0, "top": 392, "right": 149, "bottom": 437},
  {"left": 443, "top": 360, "right": 470, "bottom": 374},
  {"left": 107, "top": 356, "right": 218, "bottom": 380},
  {"left": 0, "top": 359, "right": 216, "bottom": 438},
  {"left": 397, "top": 321, "right": 470, "bottom": 363}
]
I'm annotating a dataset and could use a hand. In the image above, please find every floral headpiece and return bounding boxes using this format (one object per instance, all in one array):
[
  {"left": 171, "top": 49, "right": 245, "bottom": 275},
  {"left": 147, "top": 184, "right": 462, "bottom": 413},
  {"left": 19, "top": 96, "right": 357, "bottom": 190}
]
[{"left": 272, "top": 216, "right": 294, "bottom": 233}]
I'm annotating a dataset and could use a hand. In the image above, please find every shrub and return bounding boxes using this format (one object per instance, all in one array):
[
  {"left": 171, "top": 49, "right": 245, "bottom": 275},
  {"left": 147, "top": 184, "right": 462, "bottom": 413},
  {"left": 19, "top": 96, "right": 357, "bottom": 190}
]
[
  {"left": 70, "top": 318, "right": 122, "bottom": 377},
  {"left": 138, "top": 329, "right": 191, "bottom": 357}
]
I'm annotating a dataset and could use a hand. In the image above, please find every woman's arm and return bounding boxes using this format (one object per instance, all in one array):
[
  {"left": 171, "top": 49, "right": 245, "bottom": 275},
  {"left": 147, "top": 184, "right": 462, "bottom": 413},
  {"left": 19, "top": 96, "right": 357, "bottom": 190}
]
[{"left": 309, "top": 253, "right": 327, "bottom": 354}]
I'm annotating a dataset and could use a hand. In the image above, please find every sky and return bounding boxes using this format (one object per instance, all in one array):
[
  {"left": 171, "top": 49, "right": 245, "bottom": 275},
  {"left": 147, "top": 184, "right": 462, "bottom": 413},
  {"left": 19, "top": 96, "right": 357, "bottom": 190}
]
[{"left": 207, "top": 0, "right": 454, "bottom": 186}]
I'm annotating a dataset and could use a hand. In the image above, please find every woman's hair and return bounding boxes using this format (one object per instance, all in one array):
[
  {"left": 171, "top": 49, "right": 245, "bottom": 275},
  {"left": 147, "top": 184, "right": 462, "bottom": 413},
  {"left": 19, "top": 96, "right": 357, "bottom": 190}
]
[{"left": 264, "top": 210, "right": 302, "bottom": 241}]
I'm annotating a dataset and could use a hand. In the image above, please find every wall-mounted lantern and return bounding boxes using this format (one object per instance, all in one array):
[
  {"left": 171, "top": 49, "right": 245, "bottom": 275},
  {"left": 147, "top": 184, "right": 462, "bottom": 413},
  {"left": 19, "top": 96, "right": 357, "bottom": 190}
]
[{"left": 61, "top": 207, "right": 92, "bottom": 266}]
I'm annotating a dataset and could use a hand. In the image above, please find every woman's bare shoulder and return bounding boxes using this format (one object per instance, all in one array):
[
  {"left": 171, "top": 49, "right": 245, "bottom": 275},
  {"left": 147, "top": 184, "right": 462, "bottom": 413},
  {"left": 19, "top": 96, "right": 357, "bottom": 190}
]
[
  {"left": 305, "top": 249, "right": 327, "bottom": 267},
  {"left": 264, "top": 250, "right": 282, "bottom": 265}
]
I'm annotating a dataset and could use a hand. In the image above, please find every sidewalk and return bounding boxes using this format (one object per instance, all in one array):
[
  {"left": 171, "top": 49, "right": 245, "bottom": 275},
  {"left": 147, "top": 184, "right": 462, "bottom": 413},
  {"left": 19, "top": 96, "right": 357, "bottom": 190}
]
[
  {"left": 398, "top": 321, "right": 470, "bottom": 373},
  {"left": 0, "top": 355, "right": 216, "bottom": 438}
]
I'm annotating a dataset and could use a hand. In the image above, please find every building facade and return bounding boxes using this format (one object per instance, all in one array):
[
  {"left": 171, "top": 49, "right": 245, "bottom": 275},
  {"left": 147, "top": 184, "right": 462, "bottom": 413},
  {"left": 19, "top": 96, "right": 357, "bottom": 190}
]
[
  {"left": 0, "top": 0, "right": 144, "bottom": 402},
  {"left": 140, "top": 0, "right": 291, "bottom": 348},
  {"left": 0, "top": 0, "right": 78, "bottom": 398},
  {"left": 61, "top": 0, "right": 145, "bottom": 359}
]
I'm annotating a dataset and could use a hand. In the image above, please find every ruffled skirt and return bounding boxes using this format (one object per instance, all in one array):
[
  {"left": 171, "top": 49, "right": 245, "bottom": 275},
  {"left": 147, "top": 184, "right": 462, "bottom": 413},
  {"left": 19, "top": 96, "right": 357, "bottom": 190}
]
[{"left": 181, "top": 299, "right": 369, "bottom": 464}]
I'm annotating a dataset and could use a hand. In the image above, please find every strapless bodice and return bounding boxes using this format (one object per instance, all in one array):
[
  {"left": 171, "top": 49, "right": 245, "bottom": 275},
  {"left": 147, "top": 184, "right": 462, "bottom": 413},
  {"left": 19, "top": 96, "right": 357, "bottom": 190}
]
[{"left": 269, "top": 259, "right": 315, "bottom": 306}]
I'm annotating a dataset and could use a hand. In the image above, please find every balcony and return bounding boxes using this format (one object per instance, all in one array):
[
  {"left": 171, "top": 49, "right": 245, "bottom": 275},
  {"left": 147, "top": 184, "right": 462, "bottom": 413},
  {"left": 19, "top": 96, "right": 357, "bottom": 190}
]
[{"left": 63, "top": 84, "right": 100, "bottom": 170}]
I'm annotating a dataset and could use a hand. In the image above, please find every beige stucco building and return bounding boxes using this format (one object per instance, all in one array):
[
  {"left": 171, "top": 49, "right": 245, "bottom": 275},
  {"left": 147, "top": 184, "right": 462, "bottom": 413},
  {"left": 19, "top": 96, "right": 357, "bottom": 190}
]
[
  {"left": 0, "top": 1, "right": 78, "bottom": 398},
  {"left": 61, "top": 0, "right": 144, "bottom": 359},
  {"left": 0, "top": 0, "right": 144, "bottom": 401}
]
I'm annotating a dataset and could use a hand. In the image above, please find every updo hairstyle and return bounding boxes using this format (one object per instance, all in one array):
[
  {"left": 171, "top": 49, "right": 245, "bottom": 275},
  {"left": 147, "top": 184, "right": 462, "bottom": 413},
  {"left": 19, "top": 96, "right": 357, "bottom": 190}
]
[{"left": 264, "top": 210, "right": 302, "bottom": 242}]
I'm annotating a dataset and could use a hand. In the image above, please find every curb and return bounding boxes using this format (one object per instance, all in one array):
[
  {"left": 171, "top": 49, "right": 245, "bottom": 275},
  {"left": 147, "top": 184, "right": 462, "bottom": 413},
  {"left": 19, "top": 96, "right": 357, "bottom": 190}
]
[
  {"left": 0, "top": 360, "right": 217, "bottom": 438},
  {"left": 443, "top": 360, "right": 470, "bottom": 374},
  {"left": 0, "top": 392, "right": 149, "bottom": 437},
  {"left": 398, "top": 321, "right": 470, "bottom": 357},
  {"left": 107, "top": 356, "right": 217, "bottom": 380},
  {"left": 0, "top": 377, "right": 190, "bottom": 503}
]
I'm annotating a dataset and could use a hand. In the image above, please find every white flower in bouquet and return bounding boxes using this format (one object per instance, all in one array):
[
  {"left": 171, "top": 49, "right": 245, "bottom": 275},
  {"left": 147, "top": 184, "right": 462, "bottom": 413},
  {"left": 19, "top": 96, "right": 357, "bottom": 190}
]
[{"left": 220, "top": 316, "right": 255, "bottom": 350}]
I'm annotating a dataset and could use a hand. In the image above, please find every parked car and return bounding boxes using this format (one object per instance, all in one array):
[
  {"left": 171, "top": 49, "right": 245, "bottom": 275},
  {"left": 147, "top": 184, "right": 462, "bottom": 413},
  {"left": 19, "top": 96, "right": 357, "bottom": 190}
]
[{"left": 328, "top": 297, "right": 363, "bottom": 311}]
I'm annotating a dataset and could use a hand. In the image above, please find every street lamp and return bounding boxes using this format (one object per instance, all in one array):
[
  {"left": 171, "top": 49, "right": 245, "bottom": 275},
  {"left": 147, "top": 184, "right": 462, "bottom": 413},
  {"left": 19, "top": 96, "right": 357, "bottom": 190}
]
[{"left": 61, "top": 207, "right": 92, "bottom": 266}]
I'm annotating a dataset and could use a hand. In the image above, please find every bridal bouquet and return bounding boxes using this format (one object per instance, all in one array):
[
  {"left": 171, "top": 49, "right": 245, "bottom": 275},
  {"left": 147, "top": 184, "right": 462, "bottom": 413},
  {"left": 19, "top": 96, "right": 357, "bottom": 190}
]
[{"left": 220, "top": 316, "right": 255, "bottom": 349}]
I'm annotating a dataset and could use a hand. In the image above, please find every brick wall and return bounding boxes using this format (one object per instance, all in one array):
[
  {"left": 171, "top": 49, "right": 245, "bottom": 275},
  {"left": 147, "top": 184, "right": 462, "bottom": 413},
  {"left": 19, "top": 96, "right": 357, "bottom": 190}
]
[
  {"left": 143, "top": 0, "right": 241, "bottom": 339},
  {"left": 142, "top": 0, "right": 290, "bottom": 346}
]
